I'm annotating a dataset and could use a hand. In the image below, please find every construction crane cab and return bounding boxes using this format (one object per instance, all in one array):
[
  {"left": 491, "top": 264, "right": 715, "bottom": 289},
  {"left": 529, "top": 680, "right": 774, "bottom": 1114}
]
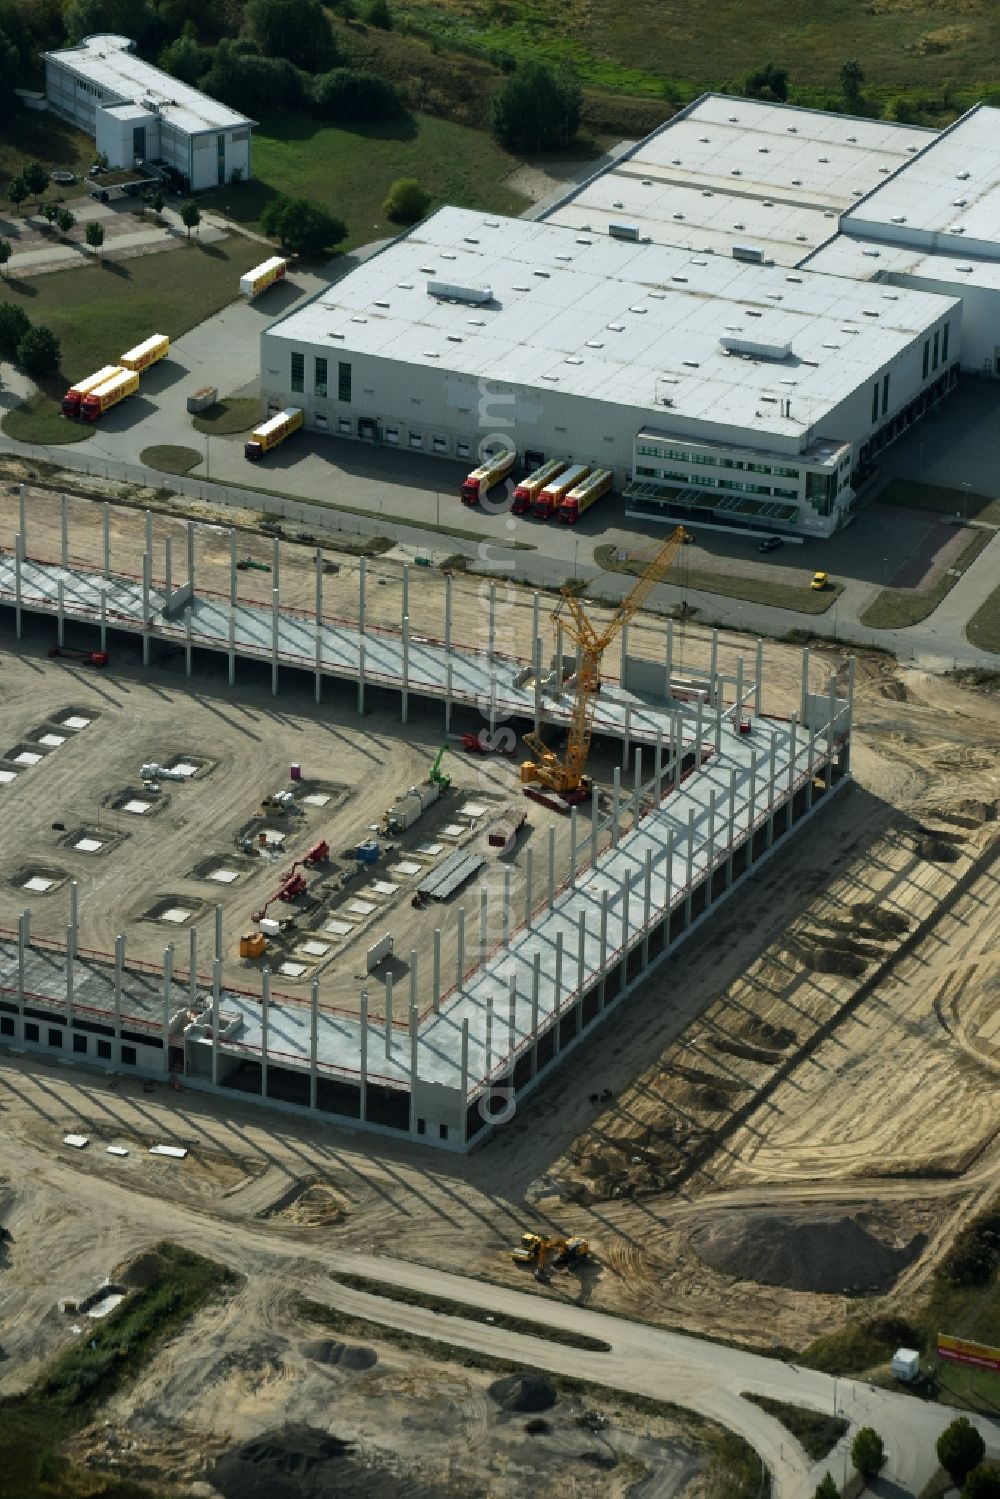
[{"left": 429, "top": 744, "right": 451, "bottom": 791}]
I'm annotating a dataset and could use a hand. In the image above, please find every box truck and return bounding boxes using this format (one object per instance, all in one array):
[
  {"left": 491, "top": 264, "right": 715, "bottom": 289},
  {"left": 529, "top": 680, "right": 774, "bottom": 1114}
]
[
  {"left": 240, "top": 257, "right": 288, "bottom": 298},
  {"left": 118, "top": 334, "right": 169, "bottom": 372},
  {"left": 558, "top": 468, "right": 613, "bottom": 524},
  {"left": 244, "top": 407, "right": 304, "bottom": 461},
  {"left": 80, "top": 368, "right": 140, "bottom": 422},
  {"left": 511, "top": 458, "right": 567, "bottom": 515},
  {"left": 460, "top": 448, "right": 516, "bottom": 506},
  {"left": 534, "top": 463, "right": 590, "bottom": 520},
  {"left": 61, "top": 365, "right": 123, "bottom": 419}
]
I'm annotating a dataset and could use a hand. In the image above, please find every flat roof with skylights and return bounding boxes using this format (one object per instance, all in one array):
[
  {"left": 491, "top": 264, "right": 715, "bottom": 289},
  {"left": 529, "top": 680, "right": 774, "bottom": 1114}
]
[
  {"left": 542, "top": 95, "right": 933, "bottom": 266},
  {"left": 266, "top": 205, "right": 958, "bottom": 442}
]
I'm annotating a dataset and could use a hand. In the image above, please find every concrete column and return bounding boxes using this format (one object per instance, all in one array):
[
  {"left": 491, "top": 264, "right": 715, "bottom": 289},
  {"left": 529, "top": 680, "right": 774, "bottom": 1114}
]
[
  {"left": 488, "top": 580, "right": 496, "bottom": 659},
  {"left": 211, "top": 958, "right": 221, "bottom": 1087},
  {"left": 665, "top": 618, "right": 674, "bottom": 692},
  {"left": 141, "top": 554, "right": 150, "bottom": 665},
  {"left": 68, "top": 880, "right": 78, "bottom": 959},
  {"left": 61, "top": 493, "right": 69, "bottom": 569},
  {"left": 17, "top": 911, "right": 26, "bottom": 1007},
  {"left": 314, "top": 549, "right": 323, "bottom": 705},
  {"left": 654, "top": 728, "right": 664, "bottom": 806},
  {"left": 826, "top": 673, "right": 837, "bottom": 789},
  {"left": 229, "top": 530, "right": 238, "bottom": 607},
  {"left": 161, "top": 943, "right": 174, "bottom": 1044},
  {"left": 358, "top": 559, "right": 367, "bottom": 715},
  {"left": 261, "top": 966, "right": 270, "bottom": 1099},
  {"left": 726, "top": 768, "right": 737, "bottom": 882},
  {"left": 589, "top": 782, "right": 599, "bottom": 869},
  {"left": 524, "top": 846, "right": 534, "bottom": 926},
  {"left": 507, "top": 973, "right": 517, "bottom": 1056},
  {"left": 358, "top": 988, "right": 367, "bottom": 1119},
  {"left": 633, "top": 745, "right": 643, "bottom": 823},
  {"left": 695, "top": 696, "right": 704, "bottom": 770},
  {"left": 502, "top": 866, "right": 511, "bottom": 944},
  {"left": 707, "top": 790, "right": 717, "bottom": 901},
  {"left": 444, "top": 658, "right": 452, "bottom": 735},
  {"left": 310, "top": 978, "right": 319, "bottom": 1112},
  {"left": 547, "top": 824, "right": 555, "bottom": 908},
  {"left": 272, "top": 535, "right": 280, "bottom": 592},
  {"left": 568, "top": 806, "right": 578, "bottom": 886},
  {"left": 611, "top": 767, "right": 621, "bottom": 848},
  {"left": 144, "top": 508, "right": 153, "bottom": 562},
  {"left": 408, "top": 1005, "right": 419, "bottom": 1134},
  {"left": 530, "top": 950, "right": 540, "bottom": 1052},
  {"left": 215, "top": 904, "right": 224, "bottom": 963},
  {"left": 384, "top": 971, "right": 393, "bottom": 1058},
  {"left": 754, "top": 637, "right": 764, "bottom": 716},
  {"left": 184, "top": 600, "right": 192, "bottom": 677},
  {"left": 164, "top": 535, "right": 172, "bottom": 603},
  {"left": 555, "top": 622, "right": 564, "bottom": 685},
  {"left": 533, "top": 634, "right": 542, "bottom": 736},
  {"left": 806, "top": 728, "right": 816, "bottom": 810},
  {"left": 685, "top": 808, "right": 695, "bottom": 921},
  {"left": 748, "top": 750, "right": 758, "bottom": 858},
  {"left": 189, "top": 924, "right": 198, "bottom": 1005},
  {"left": 664, "top": 832, "right": 675, "bottom": 950},
  {"left": 409, "top": 949, "right": 418, "bottom": 1011},
  {"left": 598, "top": 890, "right": 609, "bottom": 1006},
  {"left": 14, "top": 535, "right": 21, "bottom": 639},
  {"left": 401, "top": 614, "right": 410, "bottom": 724},
  {"left": 18, "top": 484, "right": 26, "bottom": 553},
  {"left": 709, "top": 629, "right": 719, "bottom": 705},
  {"left": 402, "top": 560, "right": 409, "bottom": 621},
  {"left": 735, "top": 653, "right": 744, "bottom": 721},
  {"left": 186, "top": 519, "right": 195, "bottom": 593},
  {"left": 479, "top": 884, "right": 489, "bottom": 958},
  {"left": 228, "top": 594, "right": 236, "bottom": 687},
  {"left": 485, "top": 989, "right": 494, "bottom": 1075},
  {"left": 100, "top": 590, "right": 107, "bottom": 653},
  {"left": 103, "top": 501, "right": 111, "bottom": 579},
  {"left": 623, "top": 700, "right": 632, "bottom": 763},
  {"left": 455, "top": 906, "right": 465, "bottom": 987},
  {"left": 532, "top": 590, "right": 540, "bottom": 653},
  {"left": 620, "top": 880, "right": 631, "bottom": 990},
  {"left": 619, "top": 621, "right": 629, "bottom": 686},
  {"left": 65, "top": 927, "right": 75, "bottom": 1019},
  {"left": 459, "top": 1019, "right": 470, "bottom": 1139},
  {"left": 767, "top": 734, "right": 777, "bottom": 850},
  {"left": 553, "top": 932, "right": 563, "bottom": 1017},
  {"left": 443, "top": 566, "right": 452, "bottom": 653},
  {"left": 788, "top": 715, "right": 798, "bottom": 800},
  {"left": 642, "top": 848, "right": 652, "bottom": 963},
  {"left": 57, "top": 578, "right": 65, "bottom": 649},
  {"left": 114, "top": 933, "right": 124, "bottom": 1031},
  {"left": 271, "top": 586, "right": 279, "bottom": 697},
  {"left": 800, "top": 647, "right": 810, "bottom": 726}
]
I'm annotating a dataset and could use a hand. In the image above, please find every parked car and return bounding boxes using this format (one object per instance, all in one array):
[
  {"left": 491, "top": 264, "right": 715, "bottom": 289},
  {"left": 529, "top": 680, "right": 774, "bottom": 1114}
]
[
  {"left": 811, "top": 571, "right": 829, "bottom": 590},
  {"left": 757, "top": 536, "right": 783, "bottom": 553}
]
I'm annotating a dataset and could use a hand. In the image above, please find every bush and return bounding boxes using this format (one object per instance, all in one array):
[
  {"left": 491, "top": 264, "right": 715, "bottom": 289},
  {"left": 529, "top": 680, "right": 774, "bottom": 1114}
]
[
  {"left": 260, "top": 195, "right": 346, "bottom": 257},
  {"left": 964, "top": 1469, "right": 1000, "bottom": 1499},
  {"left": 310, "top": 67, "right": 403, "bottom": 120},
  {"left": 85, "top": 220, "right": 104, "bottom": 253},
  {"left": 242, "top": 0, "right": 337, "bottom": 71},
  {"left": 367, "top": 0, "right": 392, "bottom": 26},
  {"left": 745, "top": 62, "right": 789, "bottom": 101},
  {"left": 383, "top": 177, "right": 430, "bottom": 223},
  {"left": 0, "top": 300, "right": 30, "bottom": 357},
  {"left": 17, "top": 324, "right": 61, "bottom": 377},
  {"left": 937, "top": 1205, "right": 1000, "bottom": 1286},
  {"left": 938, "top": 1417, "right": 987, "bottom": 1486},
  {"left": 490, "top": 60, "right": 582, "bottom": 152},
  {"left": 180, "top": 199, "right": 201, "bottom": 237},
  {"left": 815, "top": 1478, "right": 839, "bottom": 1499},
  {"left": 851, "top": 1427, "right": 884, "bottom": 1478},
  {"left": 200, "top": 42, "right": 305, "bottom": 113}
]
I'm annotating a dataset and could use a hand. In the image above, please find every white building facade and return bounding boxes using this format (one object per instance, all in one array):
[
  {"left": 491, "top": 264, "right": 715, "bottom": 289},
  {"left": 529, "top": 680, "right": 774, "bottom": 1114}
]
[{"left": 44, "top": 33, "right": 253, "bottom": 191}]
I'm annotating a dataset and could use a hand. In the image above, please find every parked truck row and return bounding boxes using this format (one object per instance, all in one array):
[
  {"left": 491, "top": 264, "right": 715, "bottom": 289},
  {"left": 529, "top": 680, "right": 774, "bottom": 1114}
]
[
  {"left": 500, "top": 458, "right": 614, "bottom": 524},
  {"left": 60, "top": 334, "right": 169, "bottom": 423}
]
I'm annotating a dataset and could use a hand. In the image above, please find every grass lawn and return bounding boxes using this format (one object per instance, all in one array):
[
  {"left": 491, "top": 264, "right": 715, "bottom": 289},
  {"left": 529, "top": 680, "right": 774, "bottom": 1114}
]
[
  {"left": 594, "top": 542, "right": 841, "bottom": 615},
  {"left": 140, "top": 445, "right": 203, "bottom": 475},
  {"left": 393, "top": 0, "right": 999, "bottom": 109},
  {"left": 874, "top": 478, "right": 1000, "bottom": 527},
  {"left": 0, "top": 113, "right": 96, "bottom": 216},
  {"left": 198, "top": 113, "right": 528, "bottom": 251},
  {"left": 743, "top": 1394, "right": 847, "bottom": 1461},
  {"left": 1, "top": 391, "right": 90, "bottom": 445},
  {"left": 192, "top": 398, "right": 260, "bottom": 435},
  {"left": 966, "top": 587, "right": 1000, "bottom": 654},
  {"left": 0, "top": 1242, "right": 235, "bottom": 1499},
  {"left": 859, "top": 529, "right": 993, "bottom": 629}
]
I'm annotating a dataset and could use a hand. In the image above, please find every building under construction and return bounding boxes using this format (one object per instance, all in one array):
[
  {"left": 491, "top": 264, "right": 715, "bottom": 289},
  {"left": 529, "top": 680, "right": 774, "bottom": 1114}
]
[{"left": 0, "top": 494, "right": 852, "bottom": 1151}]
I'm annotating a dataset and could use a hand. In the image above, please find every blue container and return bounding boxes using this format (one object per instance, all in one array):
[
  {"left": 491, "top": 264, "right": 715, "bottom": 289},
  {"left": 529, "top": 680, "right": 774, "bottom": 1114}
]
[{"left": 356, "top": 839, "right": 379, "bottom": 864}]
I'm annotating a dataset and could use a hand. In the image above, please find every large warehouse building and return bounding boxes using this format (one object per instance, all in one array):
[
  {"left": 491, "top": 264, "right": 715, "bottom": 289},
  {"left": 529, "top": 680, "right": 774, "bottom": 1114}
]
[
  {"left": 260, "top": 95, "right": 1000, "bottom": 540},
  {"left": 44, "top": 33, "right": 253, "bottom": 191}
]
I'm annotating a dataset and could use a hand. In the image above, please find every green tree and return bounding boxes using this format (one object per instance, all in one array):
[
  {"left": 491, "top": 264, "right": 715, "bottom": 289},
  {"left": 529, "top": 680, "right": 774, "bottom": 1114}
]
[
  {"left": 310, "top": 67, "right": 403, "bottom": 120},
  {"left": 0, "top": 239, "right": 10, "bottom": 276},
  {"left": 42, "top": 201, "right": 58, "bottom": 228},
  {"left": 260, "top": 195, "right": 346, "bottom": 257},
  {"left": 366, "top": 0, "right": 391, "bottom": 27},
  {"left": 85, "top": 219, "right": 105, "bottom": 256},
  {"left": 17, "top": 323, "right": 60, "bottom": 376},
  {"left": 814, "top": 1477, "right": 839, "bottom": 1499},
  {"left": 938, "top": 1418, "right": 987, "bottom": 1486},
  {"left": 744, "top": 62, "right": 789, "bottom": 101},
  {"left": 55, "top": 206, "right": 75, "bottom": 236},
  {"left": 490, "top": 60, "right": 582, "bottom": 153},
  {"left": 840, "top": 59, "right": 865, "bottom": 106},
  {"left": 64, "top": 0, "right": 159, "bottom": 45},
  {"left": 383, "top": 177, "right": 430, "bottom": 223},
  {"left": 242, "top": 0, "right": 336, "bottom": 71},
  {"left": 151, "top": 190, "right": 164, "bottom": 214},
  {"left": 0, "top": 301, "right": 30, "bottom": 356},
  {"left": 963, "top": 1468, "right": 1000, "bottom": 1499},
  {"left": 7, "top": 175, "right": 27, "bottom": 215},
  {"left": 159, "top": 27, "right": 210, "bottom": 86},
  {"left": 851, "top": 1427, "right": 884, "bottom": 1478},
  {"left": 21, "top": 159, "right": 48, "bottom": 210},
  {"left": 0, "top": 26, "right": 22, "bottom": 124},
  {"left": 180, "top": 198, "right": 201, "bottom": 237},
  {"left": 200, "top": 41, "right": 305, "bottom": 113}
]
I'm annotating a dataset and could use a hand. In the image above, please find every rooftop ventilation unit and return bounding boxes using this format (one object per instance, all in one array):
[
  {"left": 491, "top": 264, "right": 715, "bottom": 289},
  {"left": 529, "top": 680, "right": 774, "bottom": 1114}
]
[
  {"left": 426, "top": 281, "right": 493, "bottom": 305},
  {"left": 720, "top": 334, "right": 793, "bottom": 360},
  {"left": 609, "top": 221, "right": 640, "bottom": 240},
  {"left": 732, "top": 243, "right": 764, "bottom": 262}
]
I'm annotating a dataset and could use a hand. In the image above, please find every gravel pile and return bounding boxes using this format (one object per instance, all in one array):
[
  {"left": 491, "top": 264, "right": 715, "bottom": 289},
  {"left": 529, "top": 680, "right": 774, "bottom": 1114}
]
[
  {"left": 213, "top": 1425, "right": 435, "bottom": 1499},
  {"left": 301, "top": 1340, "right": 377, "bottom": 1371},
  {"left": 488, "top": 1372, "right": 557, "bottom": 1413},
  {"left": 691, "top": 1213, "right": 924, "bottom": 1294}
]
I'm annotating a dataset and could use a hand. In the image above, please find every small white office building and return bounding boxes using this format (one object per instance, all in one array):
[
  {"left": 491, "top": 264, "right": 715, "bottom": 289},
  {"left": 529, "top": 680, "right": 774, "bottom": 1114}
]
[{"left": 44, "top": 33, "right": 253, "bottom": 190}]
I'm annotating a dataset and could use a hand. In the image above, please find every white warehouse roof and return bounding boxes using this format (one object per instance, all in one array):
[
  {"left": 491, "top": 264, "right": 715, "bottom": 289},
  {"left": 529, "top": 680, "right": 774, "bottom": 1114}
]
[
  {"left": 45, "top": 33, "right": 253, "bottom": 134},
  {"left": 266, "top": 205, "right": 958, "bottom": 442},
  {"left": 805, "top": 233, "right": 1000, "bottom": 292},
  {"left": 543, "top": 95, "right": 933, "bottom": 265},
  {"left": 844, "top": 105, "right": 1000, "bottom": 246}
]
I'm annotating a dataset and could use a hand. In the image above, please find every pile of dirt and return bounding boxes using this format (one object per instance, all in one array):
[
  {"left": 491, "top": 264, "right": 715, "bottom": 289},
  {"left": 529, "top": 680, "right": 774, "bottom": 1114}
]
[
  {"left": 690, "top": 1213, "right": 925, "bottom": 1294},
  {"left": 488, "top": 1372, "right": 557, "bottom": 1413},
  {"left": 851, "top": 903, "right": 910, "bottom": 937},
  {"left": 117, "top": 1249, "right": 167, "bottom": 1289},
  {"left": 213, "top": 1425, "right": 434, "bottom": 1499},
  {"left": 917, "top": 835, "right": 959, "bottom": 863},
  {"left": 301, "top": 1340, "right": 377, "bottom": 1372}
]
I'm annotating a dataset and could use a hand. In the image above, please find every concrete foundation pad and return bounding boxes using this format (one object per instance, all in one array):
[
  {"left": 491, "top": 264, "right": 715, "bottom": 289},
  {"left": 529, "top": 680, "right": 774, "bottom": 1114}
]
[
  {"left": 279, "top": 961, "right": 307, "bottom": 977},
  {"left": 371, "top": 880, "right": 399, "bottom": 896},
  {"left": 24, "top": 876, "right": 54, "bottom": 892},
  {"left": 207, "top": 868, "right": 240, "bottom": 883},
  {"left": 442, "top": 825, "right": 465, "bottom": 838},
  {"left": 303, "top": 792, "right": 331, "bottom": 807},
  {"left": 38, "top": 733, "right": 66, "bottom": 748},
  {"left": 324, "top": 918, "right": 353, "bottom": 936},
  {"left": 300, "top": 940, "right": 330, "bottom": 957},
  {"left": 122, "top": 799, "right": 152, "bottom": 815},
  {"left": 14, "top": 751, "right": 42, "bottom": 766},
  {"left": 171, "top": 762, "right": 199, "bottom": 777},
  {"left": 63, "top": 716, "right": 91, "bottom": 730},
  {"left": 347, "top": 899, "right": 376, "bottom": 916},
  {"left": 74, "top": 837, "right": 104, "bottom": 853},
  {"left": 416, "top": 841, "right": 444, "bottom": 856},
  {"left": 0, "top": 770, "right": 17, "bottom": 784},
  {"left": 459, "top": 801, "right": 489, "bottom": 818},
  {"left": 392, "top": 860, "right": 423, "bottom": 877},
  {"left": 161, "top": 907, "right": 191, "bottom": 924}
]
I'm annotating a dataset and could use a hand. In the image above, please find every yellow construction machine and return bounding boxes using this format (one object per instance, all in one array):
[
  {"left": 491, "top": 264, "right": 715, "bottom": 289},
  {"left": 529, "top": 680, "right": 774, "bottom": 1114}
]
[
  {"left": 520, "top": 526, "right": 689, "bottom": 809},
  {"left": 511, "top": 1232, "right": 590, "bottom": 1280}
]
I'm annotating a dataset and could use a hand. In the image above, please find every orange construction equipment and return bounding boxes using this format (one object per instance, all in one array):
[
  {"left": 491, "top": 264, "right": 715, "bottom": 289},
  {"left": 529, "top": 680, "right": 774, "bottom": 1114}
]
[
  {"left": 520, "top": 526, "right": 689, "bottom": 805},
  {"left": 239, "top": 932, "right": 267, "bottom": 959}
]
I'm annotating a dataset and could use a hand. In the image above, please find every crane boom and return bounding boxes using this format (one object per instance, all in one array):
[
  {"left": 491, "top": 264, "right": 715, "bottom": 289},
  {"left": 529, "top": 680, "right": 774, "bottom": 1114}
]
[{"left": 521, "top": 526, "right": 689, "bottom": 801}]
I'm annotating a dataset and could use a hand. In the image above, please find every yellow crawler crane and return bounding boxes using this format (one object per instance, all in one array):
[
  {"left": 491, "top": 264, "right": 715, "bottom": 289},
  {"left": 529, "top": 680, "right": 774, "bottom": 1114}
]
[{"left": 520, "top": 526, "right": 690, "bottom": 807}]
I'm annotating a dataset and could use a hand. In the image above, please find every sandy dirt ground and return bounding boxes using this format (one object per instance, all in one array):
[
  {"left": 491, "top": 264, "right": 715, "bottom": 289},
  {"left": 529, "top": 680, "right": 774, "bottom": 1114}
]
[{"left": 4, "top": 480, "right": 1000, "bottom": 1489}]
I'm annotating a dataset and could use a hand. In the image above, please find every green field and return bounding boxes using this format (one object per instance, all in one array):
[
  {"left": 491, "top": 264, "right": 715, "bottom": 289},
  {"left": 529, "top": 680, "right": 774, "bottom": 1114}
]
[
  {"left": 0, "top": 113, "right": 95, "bottom": 216},
  {"left": 966, "top": 585, "right": 1000, "bottom": 654},
  {"left": 593, "top": 542, "right": 841, "bottom": 615},
  {"left": 859, "top": 529, "right": 992, "bottom": 629},
  {"left": 394, "top": 0, "right": 1000, "bottom": 108},
  {"left": 200, "top": 113, "right": 528, "bottom": 250}
]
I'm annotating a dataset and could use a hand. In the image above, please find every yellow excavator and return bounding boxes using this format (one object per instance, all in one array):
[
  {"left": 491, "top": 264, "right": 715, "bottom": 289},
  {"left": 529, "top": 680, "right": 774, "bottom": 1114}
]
[
  {"left": 511, "top": 1232, "right": 590, "bottom": 1280},
  {"left": 520, "top": 525, "right": 689, "bottom": 808}
]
